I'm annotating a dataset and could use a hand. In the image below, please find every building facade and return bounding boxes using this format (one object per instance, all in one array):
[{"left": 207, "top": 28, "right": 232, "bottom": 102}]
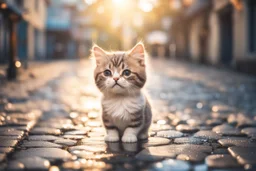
[
  {"left": 0, "top": 0, "right": 47, "bottom": 65},
  {"left": 172, "top": 0, "right": 256, "bottom": 74},
  {"left": 46, "top": 0, "right": 79, "bottom": 59}
]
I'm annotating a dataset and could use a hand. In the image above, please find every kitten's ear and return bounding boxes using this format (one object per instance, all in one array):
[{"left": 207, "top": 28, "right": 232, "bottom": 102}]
[
  {"left": 129, "top": 43, "right": 145, "bottom": 66},
  {"left": 91, "top": 45, "right": 107, "bottom": 65}
]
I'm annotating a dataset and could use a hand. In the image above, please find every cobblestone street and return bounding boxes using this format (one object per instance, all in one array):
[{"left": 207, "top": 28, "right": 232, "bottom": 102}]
[{"left": 0, "top": 59, "right": 256, "bottom": 171}]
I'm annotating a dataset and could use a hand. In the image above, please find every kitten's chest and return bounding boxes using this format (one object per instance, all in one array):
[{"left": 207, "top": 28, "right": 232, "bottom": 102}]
[{"left": 102, "top": 95, "right": 144, "bottom": 121}]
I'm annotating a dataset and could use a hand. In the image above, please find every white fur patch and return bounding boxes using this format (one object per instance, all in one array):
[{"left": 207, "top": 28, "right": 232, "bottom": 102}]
[{"left": 102, "top": 94, "right": 145, "bottom": 131}]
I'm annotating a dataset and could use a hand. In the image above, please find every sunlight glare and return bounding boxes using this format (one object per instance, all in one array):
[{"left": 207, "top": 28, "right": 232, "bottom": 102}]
[
  {"left": 139, "top": 0, "right": 153, "bottom": 13},
  {"left": 112, "top": 0, "right": 131, "bottom": 10},
  {"left": 84, "top": 0, "right": 96, "bottom": 5}
]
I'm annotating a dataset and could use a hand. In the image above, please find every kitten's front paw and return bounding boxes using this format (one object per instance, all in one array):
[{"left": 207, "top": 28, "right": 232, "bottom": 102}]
[
  {"left": 104, "top": 135, "right": 119, "bottom": 142},
  {"left": 122, "top": 134, "right": 137, "bottom": 143}
]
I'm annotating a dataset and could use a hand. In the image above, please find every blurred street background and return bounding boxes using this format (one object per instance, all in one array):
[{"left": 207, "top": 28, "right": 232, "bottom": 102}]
[
  {"left": 0, "top": 0, "right": 256, "bottom": 78},
  {"left": 0, "top": 0, "right": 256, "bottom": 171}
]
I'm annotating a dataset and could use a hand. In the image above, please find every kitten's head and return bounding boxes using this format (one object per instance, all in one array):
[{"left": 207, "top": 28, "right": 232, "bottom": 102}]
[{"left": 92, "top": 43, "right": 147, "bottom": 96}]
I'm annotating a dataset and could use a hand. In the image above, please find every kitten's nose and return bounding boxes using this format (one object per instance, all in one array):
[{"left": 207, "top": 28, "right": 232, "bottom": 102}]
[{"left": 113, "top": 77, "right": 119, "bottom": 81}]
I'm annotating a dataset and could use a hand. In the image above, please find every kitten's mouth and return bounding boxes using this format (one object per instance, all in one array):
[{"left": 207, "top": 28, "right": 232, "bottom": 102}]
[{"left": 112, "top": 83, "right": 124, "bottom": 88}]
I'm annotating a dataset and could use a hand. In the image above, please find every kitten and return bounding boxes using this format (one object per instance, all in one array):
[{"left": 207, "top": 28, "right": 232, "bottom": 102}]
[{"left": 92, "top": 43, "right": 152, "bottom": 143}]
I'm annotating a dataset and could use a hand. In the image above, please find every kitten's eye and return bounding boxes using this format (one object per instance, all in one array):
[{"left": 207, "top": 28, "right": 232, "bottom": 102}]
[
  {"left": 103, "top": 70, "right": 112, "bottom": 77},
  {"left": 122, "top": 69, "right": 131, "bottom": 76}
]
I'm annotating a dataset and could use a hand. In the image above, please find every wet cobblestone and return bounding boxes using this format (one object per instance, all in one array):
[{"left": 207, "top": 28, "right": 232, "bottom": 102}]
[{"left": 0, "top": 59, "right": 256, "bottom": 170}]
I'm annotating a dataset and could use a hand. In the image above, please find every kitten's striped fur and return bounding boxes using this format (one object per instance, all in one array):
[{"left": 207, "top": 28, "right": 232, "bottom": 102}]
[{"left": 92, "top": 43, "right": 152, "bottom": 143}]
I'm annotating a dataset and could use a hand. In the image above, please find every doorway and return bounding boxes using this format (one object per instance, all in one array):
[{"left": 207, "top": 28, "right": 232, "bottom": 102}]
[{"left": 219, "top": 5, "right": 233, "bottom": 65}]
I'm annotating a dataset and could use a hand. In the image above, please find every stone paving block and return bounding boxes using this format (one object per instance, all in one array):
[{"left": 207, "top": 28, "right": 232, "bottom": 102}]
[
  {"left": 62, "top": 135, "right": 85, "bottom": 140},
  {"left": 11, "top": 125, "right": 33, "bottom": 132},
  {"left": 30, "top": 127, "right": 61, "bottom": 135},
  {"left": 205, "top": 154, "right": 241, "bottom": 168},
  {"left": 14, "top": 157, "right": 50, "bottom": 170},
  {"left": 21, "top": 140, "right": 62, "bottom": 148},
  {"left": 228, "top": 146, "right": 256, "bottom": 164},
  {"left": 142, "top": 137, "right": 171, "bottom": 147},
  {"left": 228, "top": 114, "right": 256, "bottom": 128},
  {"left": 0, "top": 139, "right": 18, "bottom": 147},
  {"left": 177, "top": 151, "right": 208, "bottom": 162},
  {"left": 150, "top": 123, "right": 173, "bottom": 132},
  {"left": 193, "top": 130, "right": 222, "bottom": 141},
  {"left": 87, "top": 121, "right": 102, "bottom": 127},
  {"left": 0, "top": 148, "right": 13, "bottom": 154},
  {"left": 241, "top": 127, "right": 256, "bottom": 137},
  {"left": 81, "top": 137, "right": 105, "bottom": 145},
  {"left": 54, "top": 139, "right": 77, "bottom": 146},
  {"left": 28, "top": 135, "right": 61, "bottom": 141},
  {"left": 212, "top": 148, "right": 229, "bottom": 154},
  {"left": 87, "top": 131, "right": 105, "bottom": 137},
  {"left": 156, "top": 130, "right": 183, "bottom": 139},
  {"left": 174, "top": 137, "right": 207, "bottom": 145},
  {"left": 64, "top": 130, "right": 88, "bottom": 135},
  {"left": 0, "top": 153, "right": 6, "bottom": 163},
  {"left": 206, "top": 118, "right": 223, "bottom": 127},
  {"left": 237, "top": 154, "right": 256, "bottom": 165},
  {"left": 0, "top": 128, "right": 24, "bottom": 137},
  {"left": 6, "top": 161, "right": 25, "bottom": 170},
  {"left": 212, "top": 124, "right": 244, "bottom": 136},
  {"left": 13, "top": 148, "right": 72, "bottom": 161},
  {"left": 211, "top": 112, "right": 230, "bottom": 120},
  {"left": 218, "top": 137, "right": 256, "bottom": 147},
  {"left": 0, "top": 135, "right": 22, "bottom": 140},
  {"left": 150, "top": 159, "right": 191, "bottom": 171},
  {"left": 175, "top": 124, "right": 199, "bottom": 133}
]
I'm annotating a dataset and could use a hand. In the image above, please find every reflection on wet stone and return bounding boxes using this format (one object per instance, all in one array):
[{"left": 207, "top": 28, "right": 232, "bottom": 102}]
[
  {"left": 14, "top": 157, "right": 50, "bottom": 170},
  {"left": 62, "top": 160, "right": 112, "bottom": 170},
  {"left": 136, "top": 150, "right": 164, "bottom": 162},
  {"left": 151, "top": 159, "right": 191, "bottom": 171},
  {"left": 69, "top": 144, "right": 107, "bottom": 153},
  {"left": 205, "top": 154, "right": 241, "bottom": 168},
  {"left": 176, "top": 151, "right": 208, "bottom": 162}
]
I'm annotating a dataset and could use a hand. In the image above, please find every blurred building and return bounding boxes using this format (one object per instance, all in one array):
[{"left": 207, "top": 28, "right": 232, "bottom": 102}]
[
  {"left": 0, "top": 0, "right": 48, "bottom": 65},
  {"left": 172, "top": 0, "right": 256, "bottom": 74},
  {"left": 46, "top": 0, "right": 77, "bottom": 59}
]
